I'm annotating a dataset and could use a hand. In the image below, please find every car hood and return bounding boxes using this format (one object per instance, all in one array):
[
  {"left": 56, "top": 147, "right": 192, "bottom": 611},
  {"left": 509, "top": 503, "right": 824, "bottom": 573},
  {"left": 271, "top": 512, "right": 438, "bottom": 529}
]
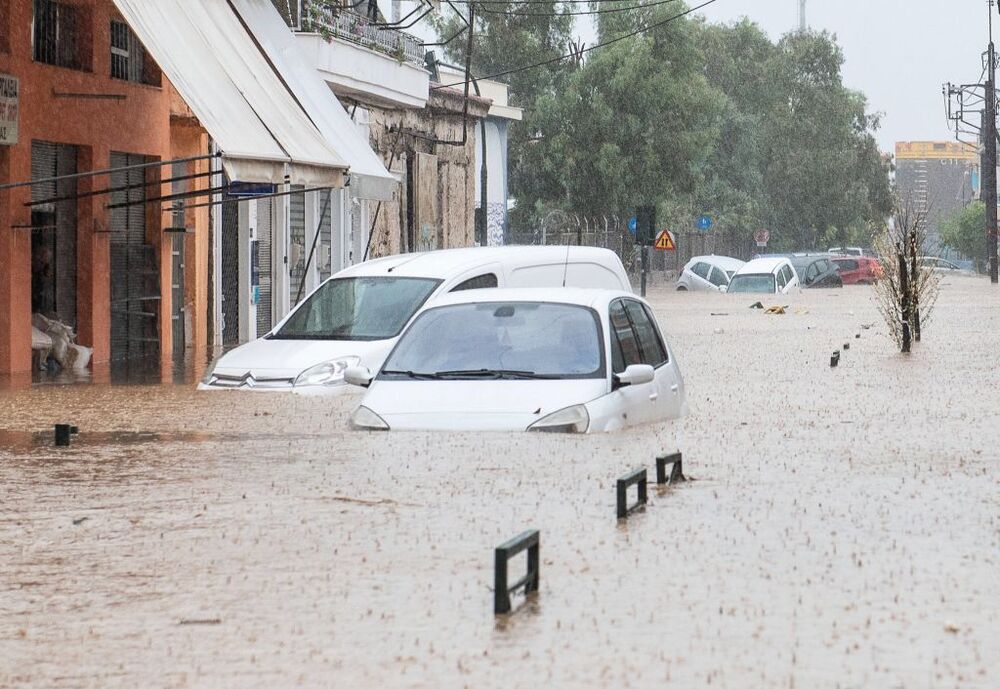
[
  {"left": 213, "top": 337, "right": 394, "bottom": 377},
  {"left": 361, "top": 379, "right": 608, "bottom": 431}
]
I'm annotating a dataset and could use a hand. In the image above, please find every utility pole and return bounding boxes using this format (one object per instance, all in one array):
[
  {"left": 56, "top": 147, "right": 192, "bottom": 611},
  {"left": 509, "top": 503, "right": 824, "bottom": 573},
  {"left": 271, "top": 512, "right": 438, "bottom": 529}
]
[
  {"left": 986, "top": 5, "right": 998, "bottom": 283},
  {"left": 944, "top": 0, "right": 998, "bottom": 282},
  {"left": 798, "top": 0, "right": 806, "bottom": 32}
]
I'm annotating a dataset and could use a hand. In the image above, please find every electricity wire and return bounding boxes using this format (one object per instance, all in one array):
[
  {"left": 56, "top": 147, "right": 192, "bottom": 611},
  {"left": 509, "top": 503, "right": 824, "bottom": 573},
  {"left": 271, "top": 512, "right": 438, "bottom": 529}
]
[
  {"left": 432, "top": 0, "right": 719, "bottom": 90},
  {"left": 476, "top": 0, "right": 680, "bottom": 15}
]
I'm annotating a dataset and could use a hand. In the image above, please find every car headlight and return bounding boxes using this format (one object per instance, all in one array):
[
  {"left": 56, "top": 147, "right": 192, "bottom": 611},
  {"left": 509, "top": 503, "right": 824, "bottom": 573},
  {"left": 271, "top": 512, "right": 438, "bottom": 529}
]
[
  {"left": 294, "top": 357, "right": 361, "bottom": 387},
  {"left": 351, "top": 405, "right": 390, "bottom": 431},
  {"left": 527, "top": 404, "right": 589, "bottom": 433}
]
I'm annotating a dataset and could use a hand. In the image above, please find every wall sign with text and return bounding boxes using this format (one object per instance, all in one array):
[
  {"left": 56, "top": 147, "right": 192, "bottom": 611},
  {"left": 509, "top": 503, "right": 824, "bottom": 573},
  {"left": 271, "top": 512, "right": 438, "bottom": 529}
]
[{"left": 0, "top": 74, "right": 19, "bottom": 146}]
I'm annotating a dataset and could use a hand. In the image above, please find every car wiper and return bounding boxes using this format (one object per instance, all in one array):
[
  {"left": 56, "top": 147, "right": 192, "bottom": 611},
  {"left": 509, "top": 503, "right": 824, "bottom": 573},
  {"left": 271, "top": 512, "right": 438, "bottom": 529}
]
[
  {"left": 380, "top": 369, "right": 443, "bottom": 379},
  {"left": 433, "top": 369, "right": 559, "bottom": 380}
]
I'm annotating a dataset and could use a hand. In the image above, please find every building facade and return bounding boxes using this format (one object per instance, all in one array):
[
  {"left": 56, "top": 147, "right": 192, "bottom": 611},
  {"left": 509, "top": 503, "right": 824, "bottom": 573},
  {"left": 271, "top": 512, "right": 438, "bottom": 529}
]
[
  {"left": 0, "top": 0, "right": 213, "bottom": 381},
  {"left": 894, "top": 141, "right": 980, "bottom": 257}
]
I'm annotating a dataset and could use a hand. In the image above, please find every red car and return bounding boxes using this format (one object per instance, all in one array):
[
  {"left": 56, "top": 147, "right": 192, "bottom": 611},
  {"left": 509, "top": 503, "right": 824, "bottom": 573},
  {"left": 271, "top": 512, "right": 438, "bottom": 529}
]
[{"left": 832, "top": 256, "right": 882, "bottom": 284}]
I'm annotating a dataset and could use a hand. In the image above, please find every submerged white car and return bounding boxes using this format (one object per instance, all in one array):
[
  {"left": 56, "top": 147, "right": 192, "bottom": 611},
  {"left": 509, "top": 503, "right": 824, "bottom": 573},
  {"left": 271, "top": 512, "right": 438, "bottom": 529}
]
[
  {"left": 676, "top": 255, "right": 745, "bottom": 292},
  {"left": 726, "top": 257, "right": 801, "bottom": 295},
  {"left": 199, "top": 246, "right": 632, "bottom": 392},
  {"left": 347, "top": 288, "right": 687, "bottom": 433}
]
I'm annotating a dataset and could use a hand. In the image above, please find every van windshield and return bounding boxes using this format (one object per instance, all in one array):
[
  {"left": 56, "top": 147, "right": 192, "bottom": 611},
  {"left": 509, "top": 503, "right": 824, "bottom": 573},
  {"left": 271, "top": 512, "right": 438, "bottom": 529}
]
[
  {"left": 270, "top": 277, "right": 441, "bottom": 341},
  {"left": 727, "top": 274, "right": 776, "bottom": 293}
]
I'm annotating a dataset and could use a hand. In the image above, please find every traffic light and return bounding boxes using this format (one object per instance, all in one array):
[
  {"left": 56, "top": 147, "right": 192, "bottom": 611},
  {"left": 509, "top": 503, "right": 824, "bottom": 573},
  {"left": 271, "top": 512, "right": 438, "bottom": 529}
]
[{"left": 636, "top": 205, "right": 656, "bottom": 246}]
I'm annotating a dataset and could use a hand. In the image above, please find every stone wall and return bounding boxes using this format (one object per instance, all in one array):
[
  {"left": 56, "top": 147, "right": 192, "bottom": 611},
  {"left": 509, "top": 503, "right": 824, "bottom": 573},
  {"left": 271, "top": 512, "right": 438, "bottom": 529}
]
[{"left": 363, "top": 87, "right": 490, "bottom": 258}]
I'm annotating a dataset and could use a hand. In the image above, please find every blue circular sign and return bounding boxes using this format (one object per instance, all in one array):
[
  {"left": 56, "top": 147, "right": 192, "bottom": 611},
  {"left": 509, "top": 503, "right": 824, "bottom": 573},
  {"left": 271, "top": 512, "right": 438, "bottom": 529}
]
[
  {"left": 628, "top": 216, "right": 637, "bottom": 234},
  {"left": 697, "top": 215, "right": 713, "bottom": 231}
]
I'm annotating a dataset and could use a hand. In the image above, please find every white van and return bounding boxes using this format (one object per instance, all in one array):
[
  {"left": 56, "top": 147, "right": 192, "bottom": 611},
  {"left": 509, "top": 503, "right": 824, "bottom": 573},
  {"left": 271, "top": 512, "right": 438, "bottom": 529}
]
[
  {"left": 199, "top": 246, "right": 632, "bottom": 393},
  {"left": 726, "top": 257, "right": 801, "bottom": 295}
]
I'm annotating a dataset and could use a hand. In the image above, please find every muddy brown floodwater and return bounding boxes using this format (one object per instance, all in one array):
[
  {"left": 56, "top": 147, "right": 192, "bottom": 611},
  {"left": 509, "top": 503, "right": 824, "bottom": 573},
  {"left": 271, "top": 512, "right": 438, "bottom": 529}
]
[{"left": 2, "top": 277, "right": 998, "bottom": 688}]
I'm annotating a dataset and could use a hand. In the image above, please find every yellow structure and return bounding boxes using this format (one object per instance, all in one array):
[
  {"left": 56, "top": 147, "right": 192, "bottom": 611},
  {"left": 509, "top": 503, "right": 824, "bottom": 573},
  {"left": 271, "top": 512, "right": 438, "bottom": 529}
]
[{"left": 895, "top": 141, "right": 978, "bottom": 161}]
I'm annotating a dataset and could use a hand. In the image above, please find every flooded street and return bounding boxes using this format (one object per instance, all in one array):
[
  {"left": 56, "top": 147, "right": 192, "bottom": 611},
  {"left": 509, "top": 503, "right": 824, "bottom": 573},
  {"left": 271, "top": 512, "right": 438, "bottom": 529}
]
[{"left": 2, "top": 278, "right": 998, "bottom": 688}]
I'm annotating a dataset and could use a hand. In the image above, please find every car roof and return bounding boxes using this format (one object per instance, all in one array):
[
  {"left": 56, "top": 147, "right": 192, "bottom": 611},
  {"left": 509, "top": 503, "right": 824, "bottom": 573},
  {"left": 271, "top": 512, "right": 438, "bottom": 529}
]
[
  {"left": 734, "top": 257, "right": 789, "bottom": 274},
  {"left": 689, "top": 255, "right": 745, "bottom": 270},
  {"left": 423, "top": 287, "right": 635, "bottom": 310},
  {"left": 333, "top": 246, "right": 623, "bottom": 280}
]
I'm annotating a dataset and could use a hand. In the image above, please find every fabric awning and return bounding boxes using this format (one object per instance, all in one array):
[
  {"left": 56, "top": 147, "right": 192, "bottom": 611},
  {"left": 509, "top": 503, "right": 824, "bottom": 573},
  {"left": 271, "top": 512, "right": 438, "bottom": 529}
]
[
  {"left": 231, "top": 0, "right": 398, "bottom": 201},
  {"left": 112, "top": 0, "right": 348, "bottom": 187}
]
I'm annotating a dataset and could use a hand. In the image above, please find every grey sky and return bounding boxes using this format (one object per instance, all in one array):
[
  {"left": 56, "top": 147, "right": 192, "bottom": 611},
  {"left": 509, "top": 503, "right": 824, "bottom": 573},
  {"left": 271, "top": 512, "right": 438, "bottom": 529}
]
[{"left": 579, "top": 0, "right": 993, "bottom": 152}]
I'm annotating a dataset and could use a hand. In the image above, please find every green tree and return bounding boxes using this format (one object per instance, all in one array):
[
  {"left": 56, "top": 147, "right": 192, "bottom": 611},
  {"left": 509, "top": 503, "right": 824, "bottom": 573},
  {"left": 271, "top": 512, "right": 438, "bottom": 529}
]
[
  {"left": 433, "top": 1, "right": 575, "bottom": 230},
  {"left": 940, "top": 201, "right": 987, "bottom": 269},
  {"left": 517, "top": 3, "right": 724, "bottom": 221}
]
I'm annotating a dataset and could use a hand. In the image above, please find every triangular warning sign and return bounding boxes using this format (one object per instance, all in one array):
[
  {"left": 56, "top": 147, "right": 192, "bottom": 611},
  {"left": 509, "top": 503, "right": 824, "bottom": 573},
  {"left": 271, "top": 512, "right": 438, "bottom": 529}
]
[{"left": 654, "top": 230, "right": 676, "bottom": 251}]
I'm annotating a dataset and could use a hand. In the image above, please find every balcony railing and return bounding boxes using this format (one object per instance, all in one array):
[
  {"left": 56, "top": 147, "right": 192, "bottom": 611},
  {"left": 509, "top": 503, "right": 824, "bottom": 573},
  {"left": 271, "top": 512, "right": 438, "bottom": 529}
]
[{"left": 298, "top": 1, "right": 425, "bottom": 68}]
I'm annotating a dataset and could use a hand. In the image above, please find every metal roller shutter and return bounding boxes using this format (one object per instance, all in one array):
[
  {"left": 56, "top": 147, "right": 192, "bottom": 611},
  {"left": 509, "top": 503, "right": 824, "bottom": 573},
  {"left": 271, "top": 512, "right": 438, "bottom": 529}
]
[
  {"left": 30, "top": 140, "right": 78, "bottom": 328},
  {"left": 109, "top": 151, "right": 159, "bottom": 363},
  {"left": 255, "top": 197, "right": 273, "bottom": 335},
  {"left": 319, "top": 190, "right": 333, "bottom": 282},
  {"left": 289, "top": 185, "right": 306, "bottom": 305}
]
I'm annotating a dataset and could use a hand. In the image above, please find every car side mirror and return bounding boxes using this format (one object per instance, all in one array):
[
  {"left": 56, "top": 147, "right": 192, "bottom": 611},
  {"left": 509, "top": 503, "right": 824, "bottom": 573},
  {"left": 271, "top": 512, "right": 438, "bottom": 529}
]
[
  {"left": 344, "top": 366, "right": 374, "bottom": 387},
  {"left": 613, "top": 364, "right": 655, "bottom": 390}
]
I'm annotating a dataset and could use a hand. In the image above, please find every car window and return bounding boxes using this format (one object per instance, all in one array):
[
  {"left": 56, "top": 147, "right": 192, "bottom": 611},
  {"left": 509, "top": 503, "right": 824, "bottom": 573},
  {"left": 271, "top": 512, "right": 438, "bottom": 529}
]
[
  {"left": 708, "top": 267, "right": 729, "bottom": 287},
  {"left": 623, "top": 300, "right": 667, "bottom": 367},
  {"left": 272, "top": 276, "right": 441, "bottom": 341},
  {"left": 382, "top": 302, "right": 604, "bottom": 378},
  {"left": 691, "top": 262, "right": 711, "bottom": 280},
  {"left": 837, "top": 259, "right": 858, "bottom": 271},
  {"left": 609, "top": 300, "right": 642, "bottom": 373},
  {"left": 450, "top": 273, "right": 498, "bottom": 292},
  {"left": 727, "top": 274, "right": 775, "bottom": 293},
  {"left": 776, "top": 267, "right": 788, "bottom": 289},
  {"left": 782, "top": 265, "right": 794, "bottom": 284},
  {"left": 806, "top": 262, "right": 820, "bottom": 280}
]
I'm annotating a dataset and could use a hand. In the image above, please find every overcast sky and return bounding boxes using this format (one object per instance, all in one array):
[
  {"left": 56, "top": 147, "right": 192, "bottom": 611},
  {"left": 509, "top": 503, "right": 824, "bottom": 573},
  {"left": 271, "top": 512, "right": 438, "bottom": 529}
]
[{"left": 578, "top": 0, "right": 993, "bottom": 152}]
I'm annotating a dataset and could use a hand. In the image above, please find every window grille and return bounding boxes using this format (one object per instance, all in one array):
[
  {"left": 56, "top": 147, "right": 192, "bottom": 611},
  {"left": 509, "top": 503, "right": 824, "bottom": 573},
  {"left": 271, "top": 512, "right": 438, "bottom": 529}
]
[
  {"left": 33, "top": 0, "right": 88, "bottom": 71},
  {"left": 110, "top": 19, "right": 156, "bottom": 85}
]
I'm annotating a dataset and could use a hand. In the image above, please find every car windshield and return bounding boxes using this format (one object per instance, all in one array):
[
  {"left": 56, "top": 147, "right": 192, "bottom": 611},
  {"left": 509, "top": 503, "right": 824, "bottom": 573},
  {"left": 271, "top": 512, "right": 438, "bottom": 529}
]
[
  {"left": 727, "top": 273, "right": 776, "bottom": 293},
  {"left": 270, "top": 277, "right": 441, "bottom": 341},
  {"left": 381, "top": 302, "right": 604, "bottom": 379}
]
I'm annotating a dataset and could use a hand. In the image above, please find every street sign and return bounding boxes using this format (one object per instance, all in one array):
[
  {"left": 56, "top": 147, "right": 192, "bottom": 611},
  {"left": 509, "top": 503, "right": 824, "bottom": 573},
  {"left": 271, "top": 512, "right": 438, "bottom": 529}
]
[
  {"left": 654, "top": 230, "right": 676, "bottom": 251},
  {"left": 628, "top": 216, "right": 637, "bottom": 234},
  {"left": 229, "top": 181, "right": 277, "bottom": 197},
  {"left": 754, "top": 229, "right": 770, "bottom": 248},
  {"left": 697, "top": 215, "right": 713, "bottom": 231}
]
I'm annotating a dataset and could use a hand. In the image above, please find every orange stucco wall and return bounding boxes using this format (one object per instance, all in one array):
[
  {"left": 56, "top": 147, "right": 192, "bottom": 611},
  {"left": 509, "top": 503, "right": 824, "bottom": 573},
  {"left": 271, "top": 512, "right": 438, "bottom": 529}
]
[{"left": 0, "top": 0, "right": 210, "bottom": 378}]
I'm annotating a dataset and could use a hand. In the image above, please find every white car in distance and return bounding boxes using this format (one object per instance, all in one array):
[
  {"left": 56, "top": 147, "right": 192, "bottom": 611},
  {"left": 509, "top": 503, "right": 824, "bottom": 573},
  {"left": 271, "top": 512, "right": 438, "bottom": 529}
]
[
  {"left": 726, "top": 256, "right": 801, "bottom": 294},
  {"left": 347, "top": 288, "right": 687, "bottom": 433},
  {"left": 199, "top": 246, "right": 632, "bottom": 393},
  {"left": 676, "top": 255, "right": 745, "bottom": 292}
]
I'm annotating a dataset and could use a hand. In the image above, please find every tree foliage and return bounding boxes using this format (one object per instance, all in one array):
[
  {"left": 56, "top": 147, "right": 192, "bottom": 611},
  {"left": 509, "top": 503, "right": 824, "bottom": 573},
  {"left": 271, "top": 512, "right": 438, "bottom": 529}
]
[
  {"left": 433, "top": 5, "right": 892, "bottom": 249},
  {"left": 940, "top": 201, "right": 987, "bottom": 269}
]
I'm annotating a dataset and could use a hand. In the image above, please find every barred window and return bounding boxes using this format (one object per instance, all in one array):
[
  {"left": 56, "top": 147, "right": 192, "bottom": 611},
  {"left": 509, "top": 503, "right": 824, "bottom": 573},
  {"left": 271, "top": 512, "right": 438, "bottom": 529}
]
[
  {"left": 33, "top": 0, "right": 91, "bottom": 71},
  {"left": 110, "top": 19, "right": 160, "bottom": 86}
]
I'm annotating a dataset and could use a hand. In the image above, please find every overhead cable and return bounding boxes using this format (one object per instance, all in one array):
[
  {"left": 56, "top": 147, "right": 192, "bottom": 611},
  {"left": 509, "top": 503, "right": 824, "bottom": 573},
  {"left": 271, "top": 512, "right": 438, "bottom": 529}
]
[{"left": 432, "top": 0, "right": 719, "bottom": 90}]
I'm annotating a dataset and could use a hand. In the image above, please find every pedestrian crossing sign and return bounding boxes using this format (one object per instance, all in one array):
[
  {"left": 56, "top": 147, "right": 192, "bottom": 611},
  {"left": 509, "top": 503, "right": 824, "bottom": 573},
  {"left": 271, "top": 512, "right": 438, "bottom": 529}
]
[{"left": 654, "top": 230, "right": 676, "bottom": 251}]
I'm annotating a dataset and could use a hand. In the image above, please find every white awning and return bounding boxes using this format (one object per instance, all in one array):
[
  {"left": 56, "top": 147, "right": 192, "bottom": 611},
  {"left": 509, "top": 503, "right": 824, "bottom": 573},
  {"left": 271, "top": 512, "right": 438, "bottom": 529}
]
[
  {"left": 230, "top": 0, "right": 398, "bottom": 201},
  {"left": 112, "top": 0, "right": 348, "bottom": 187}
]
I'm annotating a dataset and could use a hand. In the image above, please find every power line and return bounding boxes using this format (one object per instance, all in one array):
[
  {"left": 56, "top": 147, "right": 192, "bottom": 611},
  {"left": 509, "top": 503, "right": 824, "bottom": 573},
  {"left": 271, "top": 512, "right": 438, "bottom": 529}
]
[
  {"left": 432, "top": 0, "right": 720, "bottom": 90},
  {"left": 476, "top": 0, "right": 681, "bottom": 17}
]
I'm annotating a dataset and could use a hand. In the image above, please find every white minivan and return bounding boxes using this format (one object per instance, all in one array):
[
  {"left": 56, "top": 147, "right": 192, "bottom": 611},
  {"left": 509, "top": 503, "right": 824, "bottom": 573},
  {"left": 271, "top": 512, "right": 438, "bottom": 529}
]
[
  {"left": 726, "top": 257, "right": 801, "bottom": 295},
  {"left": 199, "top": 246, "right": 632, "bottom": 393}
]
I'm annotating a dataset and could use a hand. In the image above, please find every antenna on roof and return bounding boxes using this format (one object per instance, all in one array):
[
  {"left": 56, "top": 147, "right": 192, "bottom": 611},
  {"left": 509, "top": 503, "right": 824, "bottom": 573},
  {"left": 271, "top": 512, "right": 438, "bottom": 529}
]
[{"left": 561, "top": 245, "right": 571, "bottom": 287}]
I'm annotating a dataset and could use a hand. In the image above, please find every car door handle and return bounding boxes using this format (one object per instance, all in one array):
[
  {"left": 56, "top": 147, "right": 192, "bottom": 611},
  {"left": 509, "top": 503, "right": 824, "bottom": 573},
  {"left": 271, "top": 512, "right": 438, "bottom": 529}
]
[
  {"left": 649, "top": 392, "right": 659, "bottom": 401},
  {"left": 670, "top": 384, "right": 679, "bottom": 393}
]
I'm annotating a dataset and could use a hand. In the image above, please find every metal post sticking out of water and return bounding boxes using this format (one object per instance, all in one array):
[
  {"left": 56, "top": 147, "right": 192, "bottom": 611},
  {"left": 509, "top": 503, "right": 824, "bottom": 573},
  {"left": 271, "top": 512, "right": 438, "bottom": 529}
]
[{"left": 54, "top": 424, "right": 78, "bottom": 447}]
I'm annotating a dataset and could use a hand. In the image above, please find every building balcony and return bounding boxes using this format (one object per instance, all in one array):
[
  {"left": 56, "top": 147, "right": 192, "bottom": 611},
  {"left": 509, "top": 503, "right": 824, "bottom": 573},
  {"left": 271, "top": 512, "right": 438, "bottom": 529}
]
[{"left": 281, "top": 1, "right": 430, "bottom": 110}]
